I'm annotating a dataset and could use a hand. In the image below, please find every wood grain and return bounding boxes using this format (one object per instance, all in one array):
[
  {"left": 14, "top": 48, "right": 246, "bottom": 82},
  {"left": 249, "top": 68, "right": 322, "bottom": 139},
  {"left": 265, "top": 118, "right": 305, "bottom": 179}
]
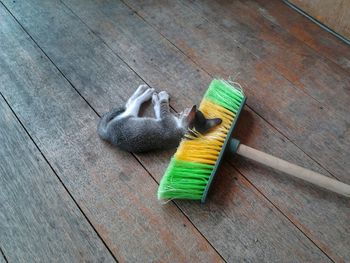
[
  {"left": 43, "top": 0, "right": 349, "bottom": 261},
  {"left": 0, "top": 4, "right": 222, "bottom": 262},
  {"left": 139, "top": 109, "right": 350, "bottom": 262},
  {"left": 0, "top": 0, "right": 333, "bottom": 261},
  {"left": 288, "top": 0, "right": 350, "bottom": 39},
  {"left": 232, "top": 108, "right": 350, "bottom": 262},
  {"left": 121, "top": 0, "right": 350, "bottom": 184},
  {"left": 0, "top": 97, "right": 115, "bottom": 262},
  {"left": 183, "top": 0, "right": 350, "bottom": 117},
  {"left": 253, "top": 0, "right": 350, "bottom": 72}
]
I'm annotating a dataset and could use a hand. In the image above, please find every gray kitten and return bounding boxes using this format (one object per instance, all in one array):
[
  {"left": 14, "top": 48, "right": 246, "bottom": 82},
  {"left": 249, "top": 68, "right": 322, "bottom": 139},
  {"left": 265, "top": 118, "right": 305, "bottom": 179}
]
[{"left": 97, "top": 84, "right": 221, "bottom": 152}]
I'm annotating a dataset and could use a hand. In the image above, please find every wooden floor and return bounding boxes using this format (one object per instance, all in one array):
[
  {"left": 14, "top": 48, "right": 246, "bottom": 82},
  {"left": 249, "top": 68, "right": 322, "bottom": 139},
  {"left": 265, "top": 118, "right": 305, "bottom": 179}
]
[{"left": 0, "top": 0, "right": 349, "bottom": 262}]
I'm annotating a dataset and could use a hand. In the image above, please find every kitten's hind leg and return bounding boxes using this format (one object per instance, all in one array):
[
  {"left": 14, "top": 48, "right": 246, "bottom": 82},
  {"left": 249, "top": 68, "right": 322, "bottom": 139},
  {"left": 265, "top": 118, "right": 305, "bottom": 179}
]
[
  {"left": 126, "top": 84, "right": 149, "bottom": 108},
  {"left": 152, "top": 93, "right": 161, "bottom": 119},
  {"left": 125, "top": 87, "right": 155, "bottom": 117},
  {"left": 97, "top": 107, "right": 125, "bottom": 140},
  {"left": 152, "top": 91, "right": 170, "bottom": 120}
]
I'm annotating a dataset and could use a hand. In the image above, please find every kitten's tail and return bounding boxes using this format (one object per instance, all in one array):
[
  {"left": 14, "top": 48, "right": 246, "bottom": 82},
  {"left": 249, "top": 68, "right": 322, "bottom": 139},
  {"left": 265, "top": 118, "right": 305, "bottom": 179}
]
[{"left": 97, "top": 107, "right": 125, "bottom": 141}]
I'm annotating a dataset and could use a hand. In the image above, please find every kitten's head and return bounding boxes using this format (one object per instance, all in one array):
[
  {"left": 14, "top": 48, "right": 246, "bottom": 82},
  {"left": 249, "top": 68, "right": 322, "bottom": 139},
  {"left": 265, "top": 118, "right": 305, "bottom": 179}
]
[{"left": 181, "top": 105, "right": 222, "bottom": 133}]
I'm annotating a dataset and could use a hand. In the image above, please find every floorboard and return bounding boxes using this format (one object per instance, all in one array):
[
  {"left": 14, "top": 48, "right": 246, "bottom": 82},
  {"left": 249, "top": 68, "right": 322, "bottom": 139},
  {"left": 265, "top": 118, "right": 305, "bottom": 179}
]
[
  {"left": 184, "top": 0, "right": 350, "bottom": 117},
  {"left": 0, "top": 0, "right": 334, "bottom": 258},
  {"left": 53, "top": 0, "right": 349, "bottom": 261},
  {"left": 121, "top": 0, "right": 350, "bottom": 182},
  {"left": 0, "top": 0, "right": 349, "bottom": 261},
  {"left": 1, "top": 0, "right": 343, "bottom": 261},
  {"left": 253, "top": 0, "right": 350, "bottom": 72},
  {"left": 0, "top": 96, "right": 115, "bottom": 262},
  {"left": 0, "top": 4, "right": 221, "bottom": 262},
  {"left": 0, "top": 0, "right": 332, "bottom": 261}
]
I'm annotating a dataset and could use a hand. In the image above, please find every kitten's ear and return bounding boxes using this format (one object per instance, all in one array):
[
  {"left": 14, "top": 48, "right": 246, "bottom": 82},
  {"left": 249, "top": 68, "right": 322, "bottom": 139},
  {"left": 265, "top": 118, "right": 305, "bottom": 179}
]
[
  {"left": 205, "top": 118, "right": 222, "bottom": 130},
  {"left": 186, "top": 105, "right": 197, "bottom": 124}
]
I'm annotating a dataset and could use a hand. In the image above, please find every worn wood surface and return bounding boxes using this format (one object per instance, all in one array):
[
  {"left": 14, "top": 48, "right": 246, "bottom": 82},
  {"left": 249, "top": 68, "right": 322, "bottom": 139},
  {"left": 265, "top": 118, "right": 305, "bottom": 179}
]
[
  {"left": 288, "top": 0, "right": 350, "bottom": 39},
  {"left": 121, "top": 0, "right": 350, "bottom": 182},
  {"left": 60, "top": 2, "right": 349, "bottom": 257},
  {"left": 183, "top": 0, "right": 350, "bottom": 117},
  {"left": 0, "top": 0, "right": 349, "bottom": 261},
  {"left": 0, "top": 4, "right": 222, "bottom": 262},
  {"left": 253, "top": 0, "right": 350, "bottom": 72},
  {"left": 0, "top": 96, "right": 116, "bottom": 263},
  {"left": 0, "top": 0, "right": 331, "bottom": 261},
  {"left": 52, "top": 0, "right": 349, "bottom": 260}
]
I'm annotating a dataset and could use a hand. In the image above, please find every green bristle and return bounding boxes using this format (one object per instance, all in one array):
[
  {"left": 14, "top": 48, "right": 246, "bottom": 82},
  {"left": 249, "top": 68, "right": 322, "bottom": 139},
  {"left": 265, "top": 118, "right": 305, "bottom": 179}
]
[
  {"left": 204, "top": 79, "right": 244, "bottom": 113},
  {"left": 158, "top": 158, "right": 214, "bottom": 200}
]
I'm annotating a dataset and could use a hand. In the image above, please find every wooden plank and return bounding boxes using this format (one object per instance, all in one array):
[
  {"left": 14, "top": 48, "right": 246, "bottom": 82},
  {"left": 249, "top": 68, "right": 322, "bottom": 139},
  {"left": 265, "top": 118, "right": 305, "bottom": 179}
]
[
  {"left": 253, "top": 0, "right": 350, "bottom": 72},
  {"left": 0, "top": 4, "right": 222, "bottom": 262},
  {"left": 138, "top": 108, "right": 350, "bottom": 263},
  {"left": 120, "top": 0, "right": 350, "bottom": 183},
  {"left": 34, "top": 0, "right": 350, "bottom": 261},
  {"left": 288, "top": 0, "right": 350, "bottom": 40},
  {"left": 232, "top": 108, "right": 350, "bottom": 262},
  {"left": 139, "top": 150, "right": 334, "bottom": 262},
  {"left": 0, "top": 0, "right": 332, "bottom": 262},
  {"left": 182, "top": 0, "right": 350, "bottom": 117},
  {"left": 0, "top": 98, "right": 115, "bottom": 262}
]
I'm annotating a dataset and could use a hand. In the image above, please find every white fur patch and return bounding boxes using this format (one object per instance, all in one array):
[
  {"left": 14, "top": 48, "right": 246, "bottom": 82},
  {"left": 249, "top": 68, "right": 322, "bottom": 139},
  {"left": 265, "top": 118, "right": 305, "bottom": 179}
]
[{"left": 173, "top": 115, "right": 184, "bottom": 128}]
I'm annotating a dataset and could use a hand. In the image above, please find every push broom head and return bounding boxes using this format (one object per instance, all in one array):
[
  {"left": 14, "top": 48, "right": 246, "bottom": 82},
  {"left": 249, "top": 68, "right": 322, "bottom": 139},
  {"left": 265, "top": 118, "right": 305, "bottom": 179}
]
[{"left": 158, "top": 79, "right": 247, "bottom": 203}]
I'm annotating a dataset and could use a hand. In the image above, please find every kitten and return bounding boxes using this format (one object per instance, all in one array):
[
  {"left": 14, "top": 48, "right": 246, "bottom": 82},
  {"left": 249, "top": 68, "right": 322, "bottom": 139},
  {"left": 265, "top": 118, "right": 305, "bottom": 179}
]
[{"left": 97, "top": 84, "right": 222, "bottom": 152}]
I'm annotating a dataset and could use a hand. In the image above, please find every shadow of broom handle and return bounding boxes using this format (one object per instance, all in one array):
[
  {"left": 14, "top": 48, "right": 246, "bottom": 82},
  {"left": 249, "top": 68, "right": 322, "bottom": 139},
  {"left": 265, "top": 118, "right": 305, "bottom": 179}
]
[{"left": 231, "top": 140, "right": 350, "bottom": 197}]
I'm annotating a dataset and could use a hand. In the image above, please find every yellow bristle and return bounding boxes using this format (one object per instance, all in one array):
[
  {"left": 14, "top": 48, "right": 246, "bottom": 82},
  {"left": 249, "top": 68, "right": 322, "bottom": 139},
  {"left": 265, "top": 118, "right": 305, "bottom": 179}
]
[
  {"left": 175, "top": 99, "right": 236, "bottom": 165},
  {"left": 199, "top": 100, "right": 235, "bottom": 120}
]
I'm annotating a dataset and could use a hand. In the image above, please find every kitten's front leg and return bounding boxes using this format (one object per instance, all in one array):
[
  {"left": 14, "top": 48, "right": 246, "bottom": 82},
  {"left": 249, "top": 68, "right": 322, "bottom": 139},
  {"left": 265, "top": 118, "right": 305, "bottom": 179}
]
[
  {"left": 126, "top": 84, "right": 149, "bottom": 108},
  {"left": 152, "top": 91, "right": 170, "bottom": 120},
  {"left": 125, "top": 87, "right": 154, "bottom": 117}
]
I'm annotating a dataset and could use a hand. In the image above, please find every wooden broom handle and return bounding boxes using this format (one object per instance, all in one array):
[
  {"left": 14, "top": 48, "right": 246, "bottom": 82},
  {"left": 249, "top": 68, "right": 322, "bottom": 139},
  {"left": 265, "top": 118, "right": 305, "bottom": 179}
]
[{"left": 236, "top": 144, "right": 350, "bottom": 197}]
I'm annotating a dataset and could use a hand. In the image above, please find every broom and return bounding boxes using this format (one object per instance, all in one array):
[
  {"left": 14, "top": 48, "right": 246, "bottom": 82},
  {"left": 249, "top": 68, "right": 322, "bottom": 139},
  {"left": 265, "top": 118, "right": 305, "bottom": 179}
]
[{"left": 158, "top": 79, "right": 350, "bottom": 202}]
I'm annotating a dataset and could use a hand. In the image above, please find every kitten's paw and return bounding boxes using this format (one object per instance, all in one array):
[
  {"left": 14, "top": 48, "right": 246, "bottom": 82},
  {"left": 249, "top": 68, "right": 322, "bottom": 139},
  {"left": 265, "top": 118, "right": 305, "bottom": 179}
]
[
  {"left": 137, "top": 84, "right": 149, "bottom": 93},
  {"left": 142, "top": 88, "right": 155, "bottom": 101},
  {"left": 129, "top": 84, "right": 149, "bottom": 102},
  {"left": 158, "top": 91, "right": 169, "bottom": 102},
  {"left": 152, "top": 92, "right": 159, "bottom": 105}
]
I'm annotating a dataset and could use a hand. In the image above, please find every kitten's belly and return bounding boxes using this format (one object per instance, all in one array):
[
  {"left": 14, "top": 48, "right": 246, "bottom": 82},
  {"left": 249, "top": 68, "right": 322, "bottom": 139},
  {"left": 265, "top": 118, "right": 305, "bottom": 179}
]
[{"left": 116, "top": 131, "right": 182, "bottom": 153}]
